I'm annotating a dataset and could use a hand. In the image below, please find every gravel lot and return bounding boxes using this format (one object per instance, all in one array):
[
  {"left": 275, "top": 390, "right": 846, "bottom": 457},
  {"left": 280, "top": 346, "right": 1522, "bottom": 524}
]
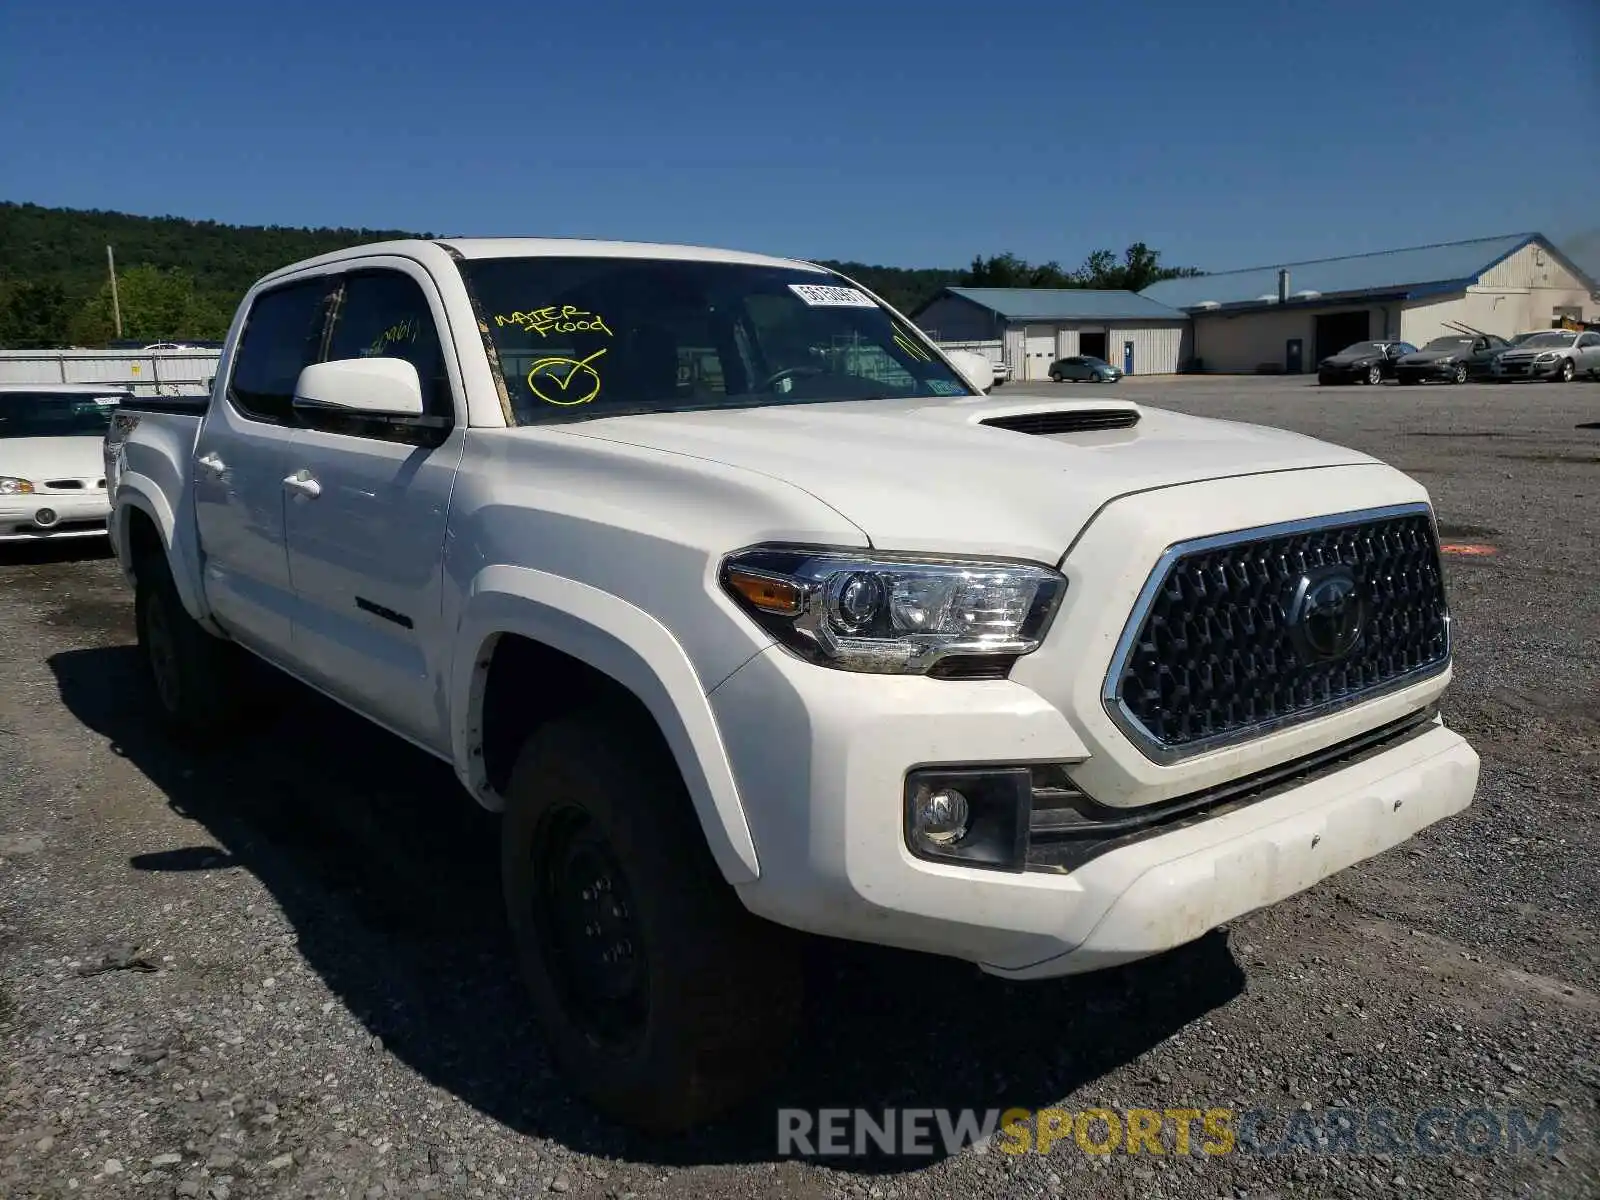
[{"left": 2, "top": 376, "right": 1596, "bottom": 1200}]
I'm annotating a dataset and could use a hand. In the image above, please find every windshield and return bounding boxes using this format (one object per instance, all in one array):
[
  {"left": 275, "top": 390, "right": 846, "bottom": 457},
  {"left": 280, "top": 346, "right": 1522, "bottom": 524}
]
[
  {"left": 1337, "top": 342, "right": 1387, "bottom": 356},
  {"left": 0, "top": 392, "right": 124, "bottom": 438},
  {"left": 459, "top": 257, "right": 975, "bottom": 424},
  {"left": 1518, "top": 332, "right": 1578, "bottom": 349},
  {"left": 1422, "top": 337, "right": 1474, "bottom": 351}
]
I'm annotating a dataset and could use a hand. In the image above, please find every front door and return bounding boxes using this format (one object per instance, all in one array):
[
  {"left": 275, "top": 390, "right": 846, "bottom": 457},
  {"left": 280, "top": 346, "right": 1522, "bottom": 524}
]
[
  {"left": 1286, "top": 338, "right": 1304, "bottom": 374},
  {"left": 1123, "top": 340, "right": 1135, "bottom": 374},
  {"left": 282, "top": 265, "right": 465, "bottom": 752},
  {"left": 192, "top": 276, "right": 332, "bottom": 659}
]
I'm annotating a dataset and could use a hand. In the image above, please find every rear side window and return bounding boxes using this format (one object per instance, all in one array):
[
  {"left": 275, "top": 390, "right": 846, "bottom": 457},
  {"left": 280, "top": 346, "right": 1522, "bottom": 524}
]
[
  {"left": 229, "top": 279, "right": 332, "bottom": 424},
  {"left": 324, "top": 270, "right": 453, "bottom": 421}
]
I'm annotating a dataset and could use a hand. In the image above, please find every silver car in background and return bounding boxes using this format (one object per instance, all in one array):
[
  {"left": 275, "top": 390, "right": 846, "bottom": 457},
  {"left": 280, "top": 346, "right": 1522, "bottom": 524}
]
[{"left": 1494, "top": 329, "right": 1600, "bottom": 381}]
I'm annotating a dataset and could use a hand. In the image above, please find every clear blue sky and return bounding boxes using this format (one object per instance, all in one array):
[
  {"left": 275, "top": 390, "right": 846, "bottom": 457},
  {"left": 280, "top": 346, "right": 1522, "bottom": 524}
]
[{"left": 2, "top": 0, "right": 1596, "bottom": 272}]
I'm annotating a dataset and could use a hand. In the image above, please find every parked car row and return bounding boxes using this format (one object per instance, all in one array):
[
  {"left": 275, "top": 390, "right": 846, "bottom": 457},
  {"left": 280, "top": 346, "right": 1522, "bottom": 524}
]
[{"left": 1318, "top": 329, "right": 1600, "bottom": 386}]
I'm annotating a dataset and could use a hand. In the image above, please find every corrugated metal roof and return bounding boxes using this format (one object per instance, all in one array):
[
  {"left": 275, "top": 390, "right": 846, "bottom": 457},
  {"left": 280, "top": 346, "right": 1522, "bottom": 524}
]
[
  {"left": 939, "top": 287, "right": 1188, "bottom": 322},
  {"left": 1141, "top": 232, "right": 1548, "bottom": 310}
]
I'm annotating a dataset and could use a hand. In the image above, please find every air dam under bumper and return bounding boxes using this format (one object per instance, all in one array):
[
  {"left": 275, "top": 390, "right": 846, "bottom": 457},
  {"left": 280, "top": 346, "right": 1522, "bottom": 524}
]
[{"left": 709, "top": 645, "right": 1478, "bottom": 978}]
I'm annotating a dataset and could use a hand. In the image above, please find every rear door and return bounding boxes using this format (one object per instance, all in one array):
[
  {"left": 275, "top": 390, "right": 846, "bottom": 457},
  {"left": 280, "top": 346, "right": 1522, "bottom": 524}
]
[
  {"left": 193, "top": 277, "right": 333, "bottom": 659},
  {"left": 281, "top": 263, "right": 466, "bottom": 751}
]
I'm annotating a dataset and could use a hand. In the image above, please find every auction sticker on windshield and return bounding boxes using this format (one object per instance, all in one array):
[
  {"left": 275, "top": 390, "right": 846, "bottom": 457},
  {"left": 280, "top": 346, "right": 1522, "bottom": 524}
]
[{"left": 788, "top": 284, "right": 878, "bottom": 308}]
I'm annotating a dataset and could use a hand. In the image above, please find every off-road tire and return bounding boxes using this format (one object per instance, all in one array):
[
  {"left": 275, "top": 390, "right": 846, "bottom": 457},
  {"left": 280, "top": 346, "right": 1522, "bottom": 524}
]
[
  {"left": 501, "top": 710, "right": 802, "bottom": 1132},
  {"left": 134, "top": 550, "right": 247, "bottom": 739}
]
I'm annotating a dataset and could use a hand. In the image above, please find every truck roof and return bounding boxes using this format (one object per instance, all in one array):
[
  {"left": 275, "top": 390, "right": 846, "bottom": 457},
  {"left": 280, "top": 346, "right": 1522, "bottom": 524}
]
[{"left": 258, "top": 237, "right": 828, "bottom": 284}]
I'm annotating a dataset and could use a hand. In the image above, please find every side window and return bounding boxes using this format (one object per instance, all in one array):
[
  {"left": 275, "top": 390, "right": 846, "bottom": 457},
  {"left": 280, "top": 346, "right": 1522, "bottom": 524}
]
[
  {"left": 228, "top": 279, "right": 332, "bottom": 424},
  {"left": 1579, "top": 333, "right": 1599, "bottom": 348},
  {"left": 323, "top": 270, "right": 454, "bottom": 428}
]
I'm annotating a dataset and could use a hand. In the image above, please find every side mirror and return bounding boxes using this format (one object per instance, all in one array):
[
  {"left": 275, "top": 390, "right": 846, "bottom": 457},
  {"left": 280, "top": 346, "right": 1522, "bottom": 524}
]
[
  {"left": 942, "top": 348, "right": 996, "bottom": 394},
  {"left": 294, "top": 357, "right": 425, "bottom": 418}
]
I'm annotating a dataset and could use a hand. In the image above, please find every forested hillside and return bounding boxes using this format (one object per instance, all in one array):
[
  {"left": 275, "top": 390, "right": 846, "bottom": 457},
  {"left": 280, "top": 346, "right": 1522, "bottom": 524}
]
[{"left": 0, "top": 200, "right": 1198, "bottom": 347}]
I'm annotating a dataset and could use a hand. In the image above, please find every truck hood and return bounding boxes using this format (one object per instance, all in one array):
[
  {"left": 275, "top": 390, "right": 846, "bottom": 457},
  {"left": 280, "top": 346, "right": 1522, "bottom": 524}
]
[
  {"left": 556, "top": 395, "right": 1379, "bottom": 562},
  {"left": 0, "top": 436, "right": 106, "bottom": 483}
]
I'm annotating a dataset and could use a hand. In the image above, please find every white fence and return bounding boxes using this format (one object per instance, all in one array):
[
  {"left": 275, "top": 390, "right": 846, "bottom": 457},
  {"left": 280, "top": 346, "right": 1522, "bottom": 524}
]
[{"left": 0, "top": 349, "right": 221, "bottom": 397}]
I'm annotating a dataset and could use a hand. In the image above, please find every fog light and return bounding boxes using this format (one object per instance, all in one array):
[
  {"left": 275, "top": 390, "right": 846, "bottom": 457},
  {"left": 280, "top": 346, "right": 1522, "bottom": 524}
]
[
  {"left": 903, "top": 767, "right": 1030, "bottom": 872},
  {"left": 910, "top": 784, "right": 970, "bottom": 845},
  {"left": 34, "top": 507, "right": 59, "bottom": 528}
]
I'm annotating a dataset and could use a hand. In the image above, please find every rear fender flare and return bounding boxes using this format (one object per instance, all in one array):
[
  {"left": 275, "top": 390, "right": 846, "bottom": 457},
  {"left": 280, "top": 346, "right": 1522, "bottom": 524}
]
[{"left": 112, "top": 477, "right": 216, "bottom": 631}]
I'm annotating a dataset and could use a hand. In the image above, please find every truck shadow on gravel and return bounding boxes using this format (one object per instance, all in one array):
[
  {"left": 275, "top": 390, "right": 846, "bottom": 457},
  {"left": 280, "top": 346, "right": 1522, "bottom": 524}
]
[{"left": 49, "top": 643, "right": 1244, "bottom": 1173}]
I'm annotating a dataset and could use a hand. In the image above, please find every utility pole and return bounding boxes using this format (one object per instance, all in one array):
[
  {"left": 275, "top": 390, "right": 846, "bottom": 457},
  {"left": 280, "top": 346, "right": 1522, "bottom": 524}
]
[{"left": 107, "top": 244, "right": 123, "bottom": 339}]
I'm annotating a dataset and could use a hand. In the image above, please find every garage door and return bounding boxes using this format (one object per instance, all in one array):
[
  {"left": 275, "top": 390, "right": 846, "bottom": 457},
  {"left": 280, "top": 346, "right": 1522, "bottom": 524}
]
[{"left": 1024, "top": 326, "right": 1055, "bottom": 380}]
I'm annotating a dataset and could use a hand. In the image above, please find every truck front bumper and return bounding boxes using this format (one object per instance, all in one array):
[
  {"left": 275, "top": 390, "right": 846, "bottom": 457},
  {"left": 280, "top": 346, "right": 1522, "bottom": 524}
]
[
  {"left": 710, "top": 646, "right": 1478, "bottom": 978},
  {"left": 0, "top": 494, "right": 111, "bottom": 542}
]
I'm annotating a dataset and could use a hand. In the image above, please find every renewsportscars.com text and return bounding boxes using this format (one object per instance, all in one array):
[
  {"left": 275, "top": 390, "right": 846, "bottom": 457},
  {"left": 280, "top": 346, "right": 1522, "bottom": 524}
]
[{"left": 777, "top": 1105, "right": 1563, "bottom": 1160}]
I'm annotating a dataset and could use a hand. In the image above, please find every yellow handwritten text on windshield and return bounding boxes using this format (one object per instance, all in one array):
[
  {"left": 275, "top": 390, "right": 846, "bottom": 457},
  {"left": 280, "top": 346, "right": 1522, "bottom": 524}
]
[
  {"left": 495, "top": 306, "right": 614, "bottom": 338},
  {"left": 368, "top": 316, "right": 419, "bottom": 356},
  {"left": 528, "top": 348, "right": 608, "bottom": 407}
]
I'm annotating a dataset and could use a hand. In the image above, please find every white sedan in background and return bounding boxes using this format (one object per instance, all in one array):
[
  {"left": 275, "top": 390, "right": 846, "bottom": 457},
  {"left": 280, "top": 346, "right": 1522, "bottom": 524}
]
[{"left": 0, "top": 384, "right": 129, "bottom": 542}]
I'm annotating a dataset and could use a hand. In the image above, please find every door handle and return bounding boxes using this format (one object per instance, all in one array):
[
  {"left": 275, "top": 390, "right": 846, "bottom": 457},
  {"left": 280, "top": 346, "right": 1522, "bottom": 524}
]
[
  {"left": 282, "top": 471, "right": 322, "bottom": 499},
  {"left": 197, "top": 452, "right": 226, "bottom": 477}
]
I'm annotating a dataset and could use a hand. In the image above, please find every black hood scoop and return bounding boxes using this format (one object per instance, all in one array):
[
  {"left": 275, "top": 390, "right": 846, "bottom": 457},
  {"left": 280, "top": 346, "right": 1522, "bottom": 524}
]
[{"left": 981, "top": 408, "right": 1140, "bottom": 435}]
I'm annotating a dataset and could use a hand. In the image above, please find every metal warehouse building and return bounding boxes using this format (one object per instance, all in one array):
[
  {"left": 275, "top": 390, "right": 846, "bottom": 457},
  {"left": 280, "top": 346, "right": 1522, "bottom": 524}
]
[
  {"left": 1141, "top": 232, "right": 1597, "bottom": 375},
  {"left": 912, "top": 287, "right": 1190, "bottom": 380}
]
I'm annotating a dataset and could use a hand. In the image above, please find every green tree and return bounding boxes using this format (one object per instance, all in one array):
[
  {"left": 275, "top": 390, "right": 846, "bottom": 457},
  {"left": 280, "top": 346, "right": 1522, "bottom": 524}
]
[
  {"left": 1073, "top": 242, "right": 1203, "bottom": 290},
  {"left": 0, "top": 279, "right": 73, "bottom": 348},
  {"left": 965, "top": 252, "right": 1074, "bottom": 288},
  {"left": 69, "top": 264, "right": 227, "bottom": 345}
]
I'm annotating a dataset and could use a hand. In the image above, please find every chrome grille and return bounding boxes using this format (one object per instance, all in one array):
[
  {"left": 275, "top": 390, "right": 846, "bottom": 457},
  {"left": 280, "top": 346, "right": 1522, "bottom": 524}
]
[{"left": 1104, "top": 505, "right": 1451, "bottom": 761}]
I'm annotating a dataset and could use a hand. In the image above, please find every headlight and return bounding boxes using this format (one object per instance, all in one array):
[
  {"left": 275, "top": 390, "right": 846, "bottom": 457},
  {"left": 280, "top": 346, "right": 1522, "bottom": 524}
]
[
  {"left": 1535, "top": 352, "right": 1558, "bottom": 362},
  {"left": 0, "top": 476, "right": 36, "bottom": 496},
  {"left": 720, "top": 545, "right": 1066, "bottom": 676}
]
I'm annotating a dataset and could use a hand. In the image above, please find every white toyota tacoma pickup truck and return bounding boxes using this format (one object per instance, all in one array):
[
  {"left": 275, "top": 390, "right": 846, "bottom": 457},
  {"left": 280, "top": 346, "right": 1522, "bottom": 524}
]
[{"left": 105, "top": 237, "right": 1479, "bottom": 1131}]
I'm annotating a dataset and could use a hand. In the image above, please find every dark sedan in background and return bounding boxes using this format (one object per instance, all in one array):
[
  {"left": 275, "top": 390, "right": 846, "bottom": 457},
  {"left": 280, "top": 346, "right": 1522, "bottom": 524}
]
[
  {"left": 1316, "top": 339, "right": 1417, "bottom": 385},
  {"left": 1466, "top": 330, "right": 1537, "bottom": 380},
  {"left": 1048, "top": 355, "right": 1123, "bottom": 383},
  {"left": 1396, "top": 334, "right": 1508, "bottom": 384}
]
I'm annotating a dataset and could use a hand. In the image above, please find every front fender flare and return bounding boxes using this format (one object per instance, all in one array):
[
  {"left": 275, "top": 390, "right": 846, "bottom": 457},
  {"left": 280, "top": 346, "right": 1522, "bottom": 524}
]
[{"left": 452, "top": 564, "right": 761, "bottom": 884}]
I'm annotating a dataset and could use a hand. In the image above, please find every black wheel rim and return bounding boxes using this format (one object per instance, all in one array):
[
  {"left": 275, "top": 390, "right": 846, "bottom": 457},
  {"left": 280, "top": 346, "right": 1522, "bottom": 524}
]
[
  {"left": 531, "top": 807, "right": 649, "bottom": 1048},
  {"left": 144, "top": 594, "right": 181, "bottom": 714}
]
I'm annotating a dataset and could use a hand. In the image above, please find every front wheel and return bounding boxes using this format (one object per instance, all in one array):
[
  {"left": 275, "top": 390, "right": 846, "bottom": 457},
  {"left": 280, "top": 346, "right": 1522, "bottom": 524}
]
[
  {"left": 1452, "top": 364, "right": 1468, "bottom": 384},
  {"left": 501, "top": 712, "right": 802, "bottom": 1132},
  {"left": 1555, "top": 359, "right": 1575, "bottom": 383},
  {"left": 1367, "top": 364, "right": 1383, "bottom": 386}
]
